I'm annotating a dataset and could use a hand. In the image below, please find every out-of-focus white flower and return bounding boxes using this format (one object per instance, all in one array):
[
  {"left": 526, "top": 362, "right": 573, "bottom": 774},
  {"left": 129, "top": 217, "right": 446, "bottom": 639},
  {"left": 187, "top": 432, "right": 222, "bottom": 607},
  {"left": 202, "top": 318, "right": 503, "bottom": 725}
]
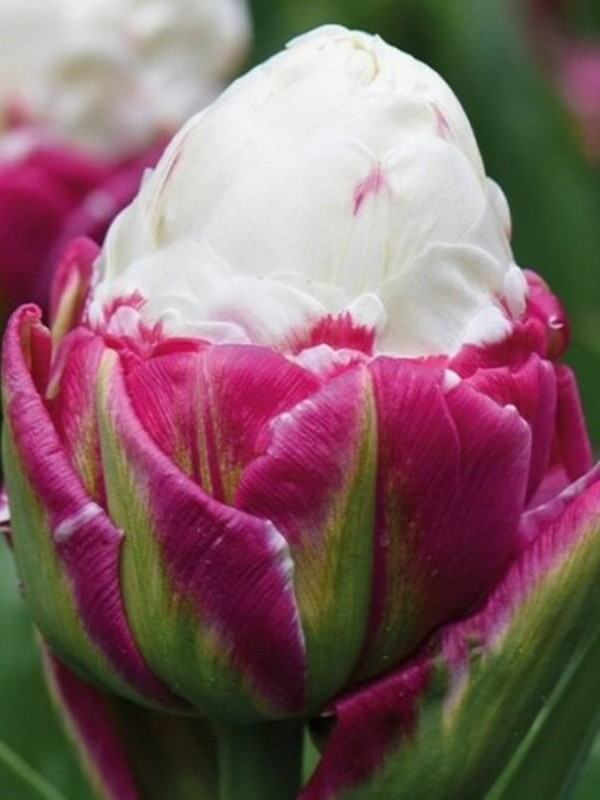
[
  {"left": 91, "top": 25, "right": 526, "bottom": 357},
  {"left": 0, "top": 0, "right": 251, "bottom": 155}
]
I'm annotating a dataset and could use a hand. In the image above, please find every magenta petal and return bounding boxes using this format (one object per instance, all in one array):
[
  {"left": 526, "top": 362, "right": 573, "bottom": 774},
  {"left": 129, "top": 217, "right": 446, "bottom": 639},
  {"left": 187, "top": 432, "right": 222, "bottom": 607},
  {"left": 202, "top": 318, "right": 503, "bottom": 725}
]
[
  {"left": 3, "top": 306, "right": 177, "bottom": 707},
  {"left": 466, "top": 355, "right": 557, "bottom": 500},
  {"left": 0, "top": 175, "right": 64, "bottom": 312},
  {"left": 441, "top": 377, "right": 531, "bottom": 589},
  {"left": 45, "top": 653, "right": 140, "bottom": 800},
  {"left": 48, "top": 327, "right": 107, "bottom": 503},
  {"left": 102, "top": 351, "right": 307, "bottom": 716},
  {"left": 49, "top": 236, "right": 99, "bottom": 342},
  {"left": 236, "top": 365, "right": 370, "bottom": 548},
  {"left": 0, "top": 143, "right": 108, "bottom": 315},
  {"left": 553, "top": 364, "right": 592, "bottom": 481},
  {"left": 360, "top": 358, "right": 531, "bottom": 678},
  {"left": 124, "top": 343, "right": 320, "bottom": 501},
  {"left": 236, "top": 365, "right": 377, "bottom": 707},
  {"left": 302, "top": 663, "right": 430, "bottom": 800},
  {"left": 523, "top": 270, "right": 570, "bottom": 359}
]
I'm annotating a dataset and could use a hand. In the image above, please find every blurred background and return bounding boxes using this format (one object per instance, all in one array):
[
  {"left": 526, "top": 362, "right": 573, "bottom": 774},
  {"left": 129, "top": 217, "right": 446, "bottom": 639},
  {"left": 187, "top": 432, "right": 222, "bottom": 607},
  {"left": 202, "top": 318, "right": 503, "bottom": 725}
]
[{"left": 1, "top": 0, "right": 600, "bottom": 797}]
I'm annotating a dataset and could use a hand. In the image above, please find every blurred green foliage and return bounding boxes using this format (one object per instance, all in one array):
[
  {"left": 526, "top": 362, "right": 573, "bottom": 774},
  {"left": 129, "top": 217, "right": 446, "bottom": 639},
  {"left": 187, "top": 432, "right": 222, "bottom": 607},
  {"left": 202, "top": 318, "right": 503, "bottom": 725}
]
[
  {"left": 2, "top": 2, "right": 600, "bottom": 797},
  {"left": 571, "top": 0, "right": 600, "bottom": 30},
  {"left": 0, "top": 547, "right": 93, "bottom": 799}
]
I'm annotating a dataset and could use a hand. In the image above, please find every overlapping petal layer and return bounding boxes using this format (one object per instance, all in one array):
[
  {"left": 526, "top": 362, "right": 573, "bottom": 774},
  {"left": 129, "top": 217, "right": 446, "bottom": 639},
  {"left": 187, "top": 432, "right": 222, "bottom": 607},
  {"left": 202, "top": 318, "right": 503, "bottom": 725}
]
[
  {"left": 4, "top": 262, "right": 572, "bottom": 724},
  {"left": 302, "top": 464, "right": 600, "bottom": 800},
  {"left": 5, "top": 24, "right": 597, "bottom": 800},
  {"left": 98, "top": 348, "right": 307, "bottom": 720}
]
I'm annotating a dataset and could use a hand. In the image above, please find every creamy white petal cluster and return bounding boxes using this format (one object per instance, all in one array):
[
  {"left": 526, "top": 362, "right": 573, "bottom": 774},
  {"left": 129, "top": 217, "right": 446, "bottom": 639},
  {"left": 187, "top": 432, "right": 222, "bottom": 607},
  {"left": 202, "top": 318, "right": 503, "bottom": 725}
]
[
  {"left": 90, "top": 25, "right": 528, "bottom": 356},
  {"left": 0, "top": 0, "right": 251, "bottom": 155}
]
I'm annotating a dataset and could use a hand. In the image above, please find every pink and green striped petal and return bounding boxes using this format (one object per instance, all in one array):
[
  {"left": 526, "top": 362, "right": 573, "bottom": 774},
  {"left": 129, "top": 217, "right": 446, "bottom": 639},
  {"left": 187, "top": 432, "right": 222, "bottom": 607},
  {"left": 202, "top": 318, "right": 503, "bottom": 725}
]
[
  {"left": 47, "top": 327, "right": 107, "bottom": 503},
  {"left": 49, "top": 236, "right": 98, "bottom": 347},
  {"left": 96, "top": 348, "right": 306, "bottom": 722},
  {"left": 123, "top": 343, "right": 320, "bottom": 502},
  {"left": 302, "top": 464, "right": 600, "bottom": 800},
  {"left": 2, "top": 306, "right": 178, "bottom": 709},
  {"left": 237, "top": 365, "right": 378, "bottom": 710},
  {"left": 358, "top": 357, "right": 531, "bottom": 680}
]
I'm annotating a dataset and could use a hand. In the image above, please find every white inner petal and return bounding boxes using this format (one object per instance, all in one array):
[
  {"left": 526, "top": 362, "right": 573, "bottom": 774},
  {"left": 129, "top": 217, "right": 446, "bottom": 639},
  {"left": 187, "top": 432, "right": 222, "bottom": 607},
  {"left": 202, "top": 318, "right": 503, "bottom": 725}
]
[{"left": 90, "top": 26, "right": 527, "bottom": 356}]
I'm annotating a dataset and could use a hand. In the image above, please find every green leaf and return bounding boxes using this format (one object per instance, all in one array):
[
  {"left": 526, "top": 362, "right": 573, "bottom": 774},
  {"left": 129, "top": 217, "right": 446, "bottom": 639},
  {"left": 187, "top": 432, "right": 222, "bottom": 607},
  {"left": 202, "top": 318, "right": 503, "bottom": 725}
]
[
  {"left": 0, "top": 739, "right": 67, "bottom": 800},
  {"left": 490, "top": 625, "right": 600, "bottom": 800},
  {"left": 0, "top": 546, "right": 94, "bottom": 800}
]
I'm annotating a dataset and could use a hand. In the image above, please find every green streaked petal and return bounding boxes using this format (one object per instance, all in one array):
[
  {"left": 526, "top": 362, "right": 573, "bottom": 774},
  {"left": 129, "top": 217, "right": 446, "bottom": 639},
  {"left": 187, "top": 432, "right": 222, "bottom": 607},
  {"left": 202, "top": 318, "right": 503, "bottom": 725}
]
[
  {"left": 97, "top": 350, "right": 306, "bottom": 721},
  {"left": 4, "top": 426, "right": 144, "bottom": 704},
  {"left": 303, "top": 467, "right": 600, "bottom": 800},
  {"left": 236, "top": 366, "right": 377, "bottom": 708}
]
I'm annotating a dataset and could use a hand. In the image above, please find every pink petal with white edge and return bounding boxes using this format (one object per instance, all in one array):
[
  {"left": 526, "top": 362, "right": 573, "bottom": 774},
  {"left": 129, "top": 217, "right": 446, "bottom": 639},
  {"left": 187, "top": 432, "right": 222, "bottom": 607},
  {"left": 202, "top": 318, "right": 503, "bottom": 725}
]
[
  {"left": 124, "top": 343, "right": 320, "bottom": 502},
  {"left": 449, "top": 269, "right": 569, "bottom": 377},
  {"left": 359, "top": 357, "right": 531, "bottom": 679},
  {"left": 236, "top": 365, "right": 378, "bottom": 708},
  {"left": 465, "top": 355, "right": 557, "bottom": 501},
  {"left": 3, "top": 305, "right": 178, "bottom": 708}
]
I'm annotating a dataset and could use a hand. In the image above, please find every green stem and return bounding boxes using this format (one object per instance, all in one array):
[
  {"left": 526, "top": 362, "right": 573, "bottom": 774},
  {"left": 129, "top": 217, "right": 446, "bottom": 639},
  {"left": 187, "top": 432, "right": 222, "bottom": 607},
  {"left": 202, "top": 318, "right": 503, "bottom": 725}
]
[{"left": 218, "top": 720, "right": 304, "bottom": 800}]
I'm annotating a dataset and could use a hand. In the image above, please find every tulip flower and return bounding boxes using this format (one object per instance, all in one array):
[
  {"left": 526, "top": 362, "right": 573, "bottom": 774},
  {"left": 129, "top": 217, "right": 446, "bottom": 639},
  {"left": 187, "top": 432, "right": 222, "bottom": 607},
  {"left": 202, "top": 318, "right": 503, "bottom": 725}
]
[
  {"left": 3, "top": 25, "right": 600, "bottom": 800},
  {"left": 0, "top": 0, "right": 251, "bottom": 330}
]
